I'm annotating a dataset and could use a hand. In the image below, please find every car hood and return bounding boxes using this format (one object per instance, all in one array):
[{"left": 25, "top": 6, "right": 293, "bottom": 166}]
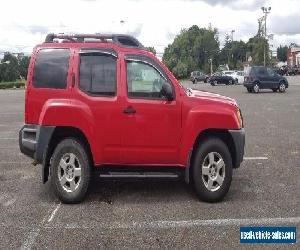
[{"left": 188, "top": 89, "right": 237, "bottom": 106}]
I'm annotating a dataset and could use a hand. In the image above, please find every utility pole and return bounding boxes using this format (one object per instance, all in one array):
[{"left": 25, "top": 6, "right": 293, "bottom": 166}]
[
  {"left": 209, "top": 58, "right": 213, "bottom": 76},
  {"left": 261, "top": 7, "right": 271, "bottom": 66},
  {"left": 231, "top": 30, "right": 235, "bottom": 42}
]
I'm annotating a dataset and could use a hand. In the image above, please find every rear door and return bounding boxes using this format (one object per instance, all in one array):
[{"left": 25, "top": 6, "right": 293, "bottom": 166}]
[
  {"left": 256, "top": 67, "right": 269, "bottom": 88},
  {"left": 73, "top": 49, "right": 123, "bottom": 164},
  {"left": 121, "top": 54, "right": 181, "bottom": 165}
]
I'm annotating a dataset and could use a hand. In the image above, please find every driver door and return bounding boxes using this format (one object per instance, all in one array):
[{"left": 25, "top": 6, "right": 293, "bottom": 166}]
[{"left": 121, "top": 55, "right": 181, "bottom": 165}]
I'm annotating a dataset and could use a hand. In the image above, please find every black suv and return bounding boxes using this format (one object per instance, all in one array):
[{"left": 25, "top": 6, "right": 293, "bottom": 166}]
[
  {"left": 244, "top": 66, "right": 288, "bottom": 93},
  {"left": 190, "top": 71, "right": 208, "bottom": 84}
]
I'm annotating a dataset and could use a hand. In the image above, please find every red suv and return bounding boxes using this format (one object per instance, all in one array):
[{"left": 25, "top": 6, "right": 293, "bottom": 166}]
[{"left": 19, "top": 34, "right": 245, "bottom": 203}]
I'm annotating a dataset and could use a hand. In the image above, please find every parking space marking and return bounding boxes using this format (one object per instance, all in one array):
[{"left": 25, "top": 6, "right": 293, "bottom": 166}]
[
  {"left": 20, "top": 228, "right": 40, "bottom": 250},
  {"left": 57, "top": 217, "right": 300, "bottom": 230},
  {"left": 20, "top": 203, "right": 61, "bottom": 250},
  {"left": 0, "top": 162, "right": 31, "bottom": 164},
  {"left": 244, "top": 157, "right": 268, "bottom": 160},
  {"left": 0, "top": 138, "right": 17, "bottom": 140},
  {"left": 47, "top": 203, "right": 61, "bottom": 223}
]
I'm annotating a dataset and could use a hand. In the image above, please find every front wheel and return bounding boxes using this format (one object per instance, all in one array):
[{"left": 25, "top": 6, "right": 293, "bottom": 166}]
[
  {"left": 253, "top": 83, "right": 260, "bottom": 93},
  {"left": 192, "top": 137, "right": 232, "bottom": 202},
  {"left": 50, "top": 138, "right": 91, "bottom": 204},
  {"left": 278, "top": 82, "right": 286, "bottom": 93}
]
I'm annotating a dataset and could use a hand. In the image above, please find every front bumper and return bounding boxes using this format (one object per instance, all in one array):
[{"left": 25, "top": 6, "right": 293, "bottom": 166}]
[{"left": 229, "top": 128, "right": 245, "bottom": 168}]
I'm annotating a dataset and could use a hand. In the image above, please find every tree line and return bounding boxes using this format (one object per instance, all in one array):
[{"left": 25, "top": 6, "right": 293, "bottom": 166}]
[
  {"left": 163, "top": 25, "right": 288, "bottom": 79},
  {"left": 0, "top": 53, "right": 30, "bottom": 82}
]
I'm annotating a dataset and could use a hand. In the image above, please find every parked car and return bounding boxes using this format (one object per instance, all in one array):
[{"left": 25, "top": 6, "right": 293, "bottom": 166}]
[
  {"left": 208, "top": 72, "right": 235, "bottom": 85},
  {"left": 19, "top": 33, "right": 245, "bottom": 204},
  {"left": 278, "top": 65, "right": 298, "bottom": 76},
  {"left": 223, "top": 70, "right": 244, "bottom": 84},
  {"left": 244, "top": 66, "right": 288, "bottom": 93},
  {"left": 190, "top": 71, "right": 208, "bottom": 84}
]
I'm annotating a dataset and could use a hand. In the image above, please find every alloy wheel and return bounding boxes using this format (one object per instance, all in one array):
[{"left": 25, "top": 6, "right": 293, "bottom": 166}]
[{"left": 201, "top": 152, "right": 225, "bottom": 192}]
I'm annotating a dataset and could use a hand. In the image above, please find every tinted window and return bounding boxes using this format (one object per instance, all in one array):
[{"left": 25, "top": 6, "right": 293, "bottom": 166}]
[
  {"left": 257, "top": 67, "right": 267, "bottom": 75},
  {"left": 79, "top": 54, "right": 116, "bottom": 96},
  {"left": 267, "top": 68, "right": 275, "bottom": 76},
  {"left": 126, "top": 60, "right": 169, "bottom": 99},
  {"left": 33, "top": 49, "right": 70, "bottom": 89}
]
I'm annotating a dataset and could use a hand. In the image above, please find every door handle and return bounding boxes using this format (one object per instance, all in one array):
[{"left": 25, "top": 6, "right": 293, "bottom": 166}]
[{"left": 123, "top": 106, "right": 136, "bottom": 114}]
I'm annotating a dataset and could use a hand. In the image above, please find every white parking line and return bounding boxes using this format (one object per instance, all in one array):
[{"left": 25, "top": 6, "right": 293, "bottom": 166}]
[
  {"left": 20, "top": 228, "right": 40, "bottom": 250},
  {"left": 21, "top": 203, "right": 61, "bottom": 250},
  {"left": 47, "top": 203, "right": 61, "bottom": 223},
  {"left": 0, "top": 138, "right": 17, "bottom": 140},
  {"left": 56, "top": 217, "right": 300, "bottom": 230},
  {"left": 244, "top": 157, "right": 268, "bottom": 160}
]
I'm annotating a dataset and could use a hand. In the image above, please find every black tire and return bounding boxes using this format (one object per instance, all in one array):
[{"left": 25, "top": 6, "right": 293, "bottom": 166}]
[
  {"left": 278, "top": 82, "right": 286, "bottom": 93},
  {"left": 253, "top": 83, "right": 260, "bottom": 93},
  {"left": 246, "top": 87, "right": 252, "bottom": 93},
  {"left": 235, "top": 79, "right": 238, "bottom": 84},
  {"left": 50, "top": 138, "right": 91, "bottom": 204},
  {"left": 192, "top": 137, "right": 232, "bottom": 202},
  {"left": 272, "top": 88, "right": 277, "bottom": 92}
]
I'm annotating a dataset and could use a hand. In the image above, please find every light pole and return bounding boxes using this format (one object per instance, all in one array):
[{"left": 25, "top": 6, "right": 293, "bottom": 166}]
[
  {"left": 209, "top": 58, "right": 213, "bottom": 75},
  {"left": 231, "top": 30, "right": 235, "bottom": 42},
  {"left": 261, "top": 6, "right": 271, "bottom": 66}
]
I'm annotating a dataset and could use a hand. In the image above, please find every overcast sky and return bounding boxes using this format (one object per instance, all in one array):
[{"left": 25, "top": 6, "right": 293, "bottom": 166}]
[{"left": 0, "top": 0, "right": 300, "bottom": 55}]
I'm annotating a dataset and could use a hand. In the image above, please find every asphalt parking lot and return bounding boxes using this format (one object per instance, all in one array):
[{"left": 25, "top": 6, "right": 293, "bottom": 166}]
[{"left": 0, "top": 78, "right": 299, "bottom": 249}]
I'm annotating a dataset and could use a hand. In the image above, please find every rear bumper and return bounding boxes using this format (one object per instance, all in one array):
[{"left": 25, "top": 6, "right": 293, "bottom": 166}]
[
  {"left": 229, "top": 128, "right": 245, "bottom": 168},
  {"left": 19, "top": 124, "right": 55, "bottom": 164},
  {"left": 243, "top": 82, "right": 254, "bottom": 88}
]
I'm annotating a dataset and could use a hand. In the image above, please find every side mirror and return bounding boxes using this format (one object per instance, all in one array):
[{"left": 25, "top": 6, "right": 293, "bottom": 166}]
[{"left": 161, "top": 82, "right": 174, "bottom": 101}]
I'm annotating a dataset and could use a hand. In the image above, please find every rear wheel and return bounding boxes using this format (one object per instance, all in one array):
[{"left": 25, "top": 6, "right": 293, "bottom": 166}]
[
  {"left": 192, "top": 137, "right": 232, "bottom": 202},
  {"left": 278, "top": 82, "right": 286, "bottom": 93},
  {"left": 272, "top": 88, "right": 277, "bottom": 92},
  {"left": 253, "top": 83, "right": 260, "bottom": 93},
  {"left": 50, "top": 138, "right": 91, "bottom": 204},
  {"left": 246, "top": 87, "right": 252, "bottom": 93}
]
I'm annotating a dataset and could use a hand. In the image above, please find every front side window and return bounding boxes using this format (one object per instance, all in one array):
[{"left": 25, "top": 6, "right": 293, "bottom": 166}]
[
  {"left": 79, "top": 54, "right": 117, "bottom": 96},
  {"left": 126, "top": 60, "right": 169, "bottom": 99},
  {"left": 267, "top": 68, "right": 275, "bottom": 76},
  {"left": 33, "top": 49, "right": 70, "bottom": 89}
]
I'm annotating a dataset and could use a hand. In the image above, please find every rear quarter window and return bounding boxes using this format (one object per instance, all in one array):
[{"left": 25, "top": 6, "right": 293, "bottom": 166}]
[{"left": 32, "top": 49, "right": 70, "bottom": 89}]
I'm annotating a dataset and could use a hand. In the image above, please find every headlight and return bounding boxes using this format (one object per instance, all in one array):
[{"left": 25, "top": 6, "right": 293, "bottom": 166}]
[{"left": 236, "top": 108, "right": 243, "bottom": 128}]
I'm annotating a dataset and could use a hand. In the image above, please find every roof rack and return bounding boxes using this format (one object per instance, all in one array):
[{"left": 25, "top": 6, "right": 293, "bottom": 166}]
[{"left": 44, "top": 33, "right": 144, "bottom": 48}]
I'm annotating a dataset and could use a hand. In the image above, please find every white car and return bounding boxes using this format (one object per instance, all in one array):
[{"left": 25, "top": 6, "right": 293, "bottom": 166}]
[{"left": 222, "top": 70, "right": 244, "bottom": 84}]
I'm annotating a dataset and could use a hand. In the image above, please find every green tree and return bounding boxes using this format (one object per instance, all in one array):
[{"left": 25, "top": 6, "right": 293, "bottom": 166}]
[
  {"left": 246, "top": 36, "right": 269, "bottom": 65},
  {"left": 19, "top": 56, "right": 30, "bottom": 79},
  {"left": 0, "top": 53, "right": 20, "bottom": 82},
  {"left": 277, "top": 45, "right": 288, "bottom": 62},
  {"left": 162, "top": 25, "right": 219, "bottom": 78},
  {"left": 146, "top": 46, "right": 156, "bottom": 55},
  {"left": 220, "top": 40, "right": 247, "bottom": 69}
]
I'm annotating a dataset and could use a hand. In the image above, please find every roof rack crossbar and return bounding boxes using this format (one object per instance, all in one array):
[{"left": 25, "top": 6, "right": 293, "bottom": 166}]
[{"left": 44, "top": 33, "right": 144, "bottom": 48}]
